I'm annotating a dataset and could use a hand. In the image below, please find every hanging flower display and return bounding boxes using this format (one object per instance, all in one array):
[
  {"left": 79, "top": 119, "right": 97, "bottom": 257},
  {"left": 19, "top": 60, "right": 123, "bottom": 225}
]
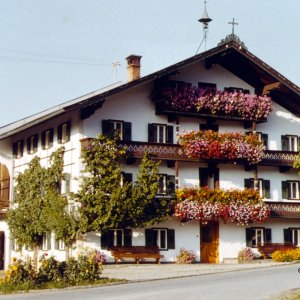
[
  {"left": 179, "top": 130, "right": 264, "bottom": 164},
  {"left": 152, "top": 86, "right": 272, "bottom": 120},
  {"left": 174, "top": 187, "right": 270, "bottom": 226}
]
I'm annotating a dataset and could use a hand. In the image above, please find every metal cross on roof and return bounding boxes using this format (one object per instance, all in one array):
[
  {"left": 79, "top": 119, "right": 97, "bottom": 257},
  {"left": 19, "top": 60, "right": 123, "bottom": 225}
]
[{"left": 228, "top": 18, "right": 238, "bottom": 35}]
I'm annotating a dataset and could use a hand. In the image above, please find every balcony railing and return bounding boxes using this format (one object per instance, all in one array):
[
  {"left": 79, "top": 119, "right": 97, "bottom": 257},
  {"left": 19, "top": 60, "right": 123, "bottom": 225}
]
[
  {"left": 266, "top": 201, "right": 300, "bottom": 219},
  {"left": 81, "top": 139, "right": 299, "bottom": 167}
]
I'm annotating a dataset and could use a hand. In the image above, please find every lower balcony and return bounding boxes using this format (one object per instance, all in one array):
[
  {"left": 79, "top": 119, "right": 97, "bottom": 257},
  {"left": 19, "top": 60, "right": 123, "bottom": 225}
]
[{"left": 266, "top": 202, "right": 300, "bottom": 219}]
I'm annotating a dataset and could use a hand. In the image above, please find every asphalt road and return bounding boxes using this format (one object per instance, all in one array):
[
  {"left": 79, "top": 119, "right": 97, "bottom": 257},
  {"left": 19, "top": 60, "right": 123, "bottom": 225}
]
[{"left": 0, "top": 264, "right": 299, "bottom": 300}]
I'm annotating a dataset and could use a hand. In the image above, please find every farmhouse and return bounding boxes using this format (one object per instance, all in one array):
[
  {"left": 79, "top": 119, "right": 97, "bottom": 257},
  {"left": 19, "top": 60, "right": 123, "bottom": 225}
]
[{"left": 0, "top": 31, "right": 300, "bottom": 268}]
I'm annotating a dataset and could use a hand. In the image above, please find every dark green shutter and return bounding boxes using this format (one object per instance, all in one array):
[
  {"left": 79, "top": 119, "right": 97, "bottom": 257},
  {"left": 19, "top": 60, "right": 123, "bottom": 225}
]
[
  {"left": 57, "top": 124, "right": 62, "bottom": 143},
  {"left": 245, "top": 228, "right": 253, "bottom": 247},
  {"left": 20, "top": 140, "right": 24, "bottom": 157},
  {"left": 102, "top": 120, "right": 114, "bottom": 138},
  {"left": 281, "top": 135, "right": 288, "bottom": 151},
  {"left": 49, "top": 128, "right": 54, "bottom": 148},
  {"left": 199, "top": 168, "right": 209, "bottom": 187},
  {"left": 263, "top": 180, "right": 271, "bottom": 199},
  {"left": 123, "top": 173, "right": 133, "bottom": 184},
  {"left": 265, "top": 228, "right": 272, "bottom": 243},
  {"left": 244, "top": 179, "right": 252, "bottom": 189},
  {"left": 66, "top": 121, "right": 71, "bottom": 142},
  {"left": 33, "top": 135, "right": 38, "bottom": 152},
  {"left": 213, "top": 168, "right": 220, "bottom": 188},
  {"left": 167, "top": 175, "right": 175, "bottom": 195},
  {"left": 284, "top": 229, "right": 292, "bottom": 244},
  {"left": 41, "top": 131, "right": 46, "bottom": 149},
  {"left": 148, "top": 124, "right": 155, "bottom": 142},
  {"left": 123, "top": 122, "right": 132, "bottom": 141},
  {"left": 124, "top": 229, "right": 132, "bottom": 246},
  {"left": 26, "top": 137, "right": 31, "bottom": 154},
  {"left": 166, "top": 126, "right": 173, "bottom": 144},
  {"left": 282, "top": 181, "right": 288, "bottom": 199},
  {"left": 12, "top": 142, "right": 17, "bottom": 158},
  {"left": 167, "top": 229, "right": 175, "bottom": 249},
  {"left": 145, "top": 229, "right": 154, "bottom": 246},
  {"left": 101, "top": 231, "right": 109, "bottom": 249},
  {"left": 262, "top": 134, "right": 268, "bottom": 149}
]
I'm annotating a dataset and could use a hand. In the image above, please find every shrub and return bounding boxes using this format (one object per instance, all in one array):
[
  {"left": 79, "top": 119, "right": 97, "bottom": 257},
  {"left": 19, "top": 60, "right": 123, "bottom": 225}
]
[
  {"left": 238, "top": 247, "right": 254, "bottom": 262},
  {"left": 272, "top": 248, "right": 300, "bottom": 262},
  {"left": 175, "top": 248, "right": 197, "bottom": 264}
]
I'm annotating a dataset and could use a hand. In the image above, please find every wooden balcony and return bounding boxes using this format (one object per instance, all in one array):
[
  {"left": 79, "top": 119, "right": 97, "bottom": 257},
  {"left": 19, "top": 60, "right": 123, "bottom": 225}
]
[{"left": 266, "top": 201, "right": 300, "bottom": 219}]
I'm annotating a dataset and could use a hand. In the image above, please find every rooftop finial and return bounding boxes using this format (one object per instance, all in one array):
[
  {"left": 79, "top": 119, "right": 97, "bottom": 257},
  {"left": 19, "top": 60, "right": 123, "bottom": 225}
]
[
  {"left": 228, "top": 18, "right": 238, "bottom": 35},
  {"left": 196, "top": 1, "right": 213, "bottom": 53}
]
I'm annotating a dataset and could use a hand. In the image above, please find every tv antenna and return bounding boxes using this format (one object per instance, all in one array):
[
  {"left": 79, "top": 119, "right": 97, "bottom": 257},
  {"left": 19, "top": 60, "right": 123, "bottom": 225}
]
[{"left": 112, "top": 61, "right": 121, "bottom": 81}]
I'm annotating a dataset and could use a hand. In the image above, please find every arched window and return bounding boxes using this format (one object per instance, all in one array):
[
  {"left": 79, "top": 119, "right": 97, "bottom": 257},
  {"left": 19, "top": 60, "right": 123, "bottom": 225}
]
[{"left": 0, "top": 164, "right": 10, "bottom": 208}]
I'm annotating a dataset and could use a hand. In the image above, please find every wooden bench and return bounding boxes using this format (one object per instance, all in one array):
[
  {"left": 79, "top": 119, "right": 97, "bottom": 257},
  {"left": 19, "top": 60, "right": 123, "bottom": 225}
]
[
  {"left": 257, "top": 243, "right": 296, "bottom": 258},
  {"left": 109, "top": 246, "right": 164, "bottom": 264}
]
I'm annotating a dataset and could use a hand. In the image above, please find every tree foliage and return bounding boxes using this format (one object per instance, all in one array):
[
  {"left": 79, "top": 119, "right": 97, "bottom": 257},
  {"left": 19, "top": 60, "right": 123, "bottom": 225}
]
[{"left": 77, "top": 134, "right": 176, "bottom": 233}]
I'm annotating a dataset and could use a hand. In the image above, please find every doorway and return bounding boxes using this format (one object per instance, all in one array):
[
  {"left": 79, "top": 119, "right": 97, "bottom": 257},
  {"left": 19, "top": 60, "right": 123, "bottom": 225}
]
[{"left": 200, "top": 221, "right": 219, "bottom": 263}]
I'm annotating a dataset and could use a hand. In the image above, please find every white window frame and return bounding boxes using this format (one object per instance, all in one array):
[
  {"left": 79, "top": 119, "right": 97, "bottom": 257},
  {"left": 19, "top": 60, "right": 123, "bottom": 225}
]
[
  {"left": 113, "top": 121, "right": 123, "bottom": 140},
  {"left": 42, "top": 233, "right": 51, "bottom": 251},
  {"left": 44, "top": 129, "right": 51, "bottom": 149},
  {"left": 153, "top": 228, "right": 168, "bottom": 250},
  {"left": 112, "top": 229, "right": 124, "bottom": 247},
  {"left": 287, "top": 135, "right": 298, "bottom": 152},
  {"left": 61, "top": 123, "right": 68, "bottom": 144},
  {"left": 29, "top": 136, "right": 35, "bottom": 154},
  {"left": 291, "top": 229, "right": 300, "bottom": 246},
  {"left": 254, "top": 228, "right": 264, "bottom": 247},
  {"left": 288, "top": 181, "right": 299, "bottom": 199},
  {"left": 55, "top": 239, "right": 66, "bottom": 251},
  {"left": 154, "top": 125, "right": 167, "bottom": 143},
  {"left": 61, "top": 173, "right": 71, "bottom": 194},
  {"left": 16, "top": 140, "right": 23, "bottom": 158}
]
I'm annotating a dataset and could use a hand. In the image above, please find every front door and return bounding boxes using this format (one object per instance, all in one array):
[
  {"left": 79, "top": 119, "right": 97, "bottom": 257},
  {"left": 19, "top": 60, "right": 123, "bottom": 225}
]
[{"left": 200, "top": 221, "right": 219, "bottom": 263}]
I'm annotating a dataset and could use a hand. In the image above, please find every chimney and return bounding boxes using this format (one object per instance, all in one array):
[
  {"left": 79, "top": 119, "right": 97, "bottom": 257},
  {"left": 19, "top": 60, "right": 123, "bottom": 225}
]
[{"left": 126, "top": 55, "right": 142, "bottom": 82}]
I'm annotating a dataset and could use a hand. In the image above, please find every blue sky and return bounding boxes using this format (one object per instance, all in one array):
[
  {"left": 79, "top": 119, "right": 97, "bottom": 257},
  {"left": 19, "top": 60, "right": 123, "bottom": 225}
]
[{"left": 1, "top": 0, "right": 299, "bottom": 126}]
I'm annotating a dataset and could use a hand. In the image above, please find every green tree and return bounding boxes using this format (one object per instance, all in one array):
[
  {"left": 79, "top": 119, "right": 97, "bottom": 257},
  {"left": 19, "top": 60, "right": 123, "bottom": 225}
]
[{"left": 77, "top": 134, "right": 132, "bottom": 232}]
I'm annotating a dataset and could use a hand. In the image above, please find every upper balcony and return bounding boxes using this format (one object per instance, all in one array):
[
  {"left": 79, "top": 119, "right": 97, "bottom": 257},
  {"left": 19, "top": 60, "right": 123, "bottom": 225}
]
[{"left": 151, "top": 84, "right": 273, "bottom": 124}]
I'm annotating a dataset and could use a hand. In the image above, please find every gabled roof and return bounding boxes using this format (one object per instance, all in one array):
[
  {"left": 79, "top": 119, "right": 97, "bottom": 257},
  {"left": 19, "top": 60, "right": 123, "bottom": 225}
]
[{"left": 1, "top": 38, "right": 300, "bottom": 140}]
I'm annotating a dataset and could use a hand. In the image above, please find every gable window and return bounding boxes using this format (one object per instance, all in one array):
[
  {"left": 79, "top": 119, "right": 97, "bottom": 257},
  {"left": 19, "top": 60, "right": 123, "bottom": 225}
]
[
  {"left": 246, "top": 227, "right": 271, "bottom": 247},
  {"left": 27, "top": 134, "right": 38, "bottom": 154},
  {"left": 199, "top": 168, "right": 219, "bottom": 189},
  {"left": 145, "top": 228, "right": 175, "bottom": 250},
  {"left": 12, "top": 140, "right": 24, "bottom": 159},
  {"left": 148, "top": 124, "right": 173, "bottom": 144},
  {"left": 41, "top": 128, "right": 54, "bottom": 150},
  {"left": 102, "top": 119, "right": 132, "bottom": 141},
  {"left": 58, "top": 121, "right": 71, "bottom": 144},
  {"left": 284, "top": 228, "right": 300, "bottom": 246},
  {"left": 100, "top": 229, "right": 132, "bottom": 250},
  {"left": 42, "top": 233, "right": 51, "bottom": 251},
  {"left": 281, "top": 135, "right": 299, "bottom": 152},
  {"left": 282, "top": 181, "right": 300, "bottom": 200},
  {"left": 157, "top": 174, "right": 175, "bottom": 195},
  {"left": 244, "top": 178, "right": 270, "bottom": 199}
]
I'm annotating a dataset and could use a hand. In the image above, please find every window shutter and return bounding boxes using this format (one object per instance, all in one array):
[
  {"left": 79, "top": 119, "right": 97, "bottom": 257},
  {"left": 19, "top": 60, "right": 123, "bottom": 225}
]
[
  {"left": 123, "top": 122, "right": 132, "bottom": 141},
  {"left": 26, "top": 137, "right": 31, "bottom": 154},
  {"left": 284, "top": 228, "right": 292, "bottom": 244},
  {"left": 102, "top": 120, "right": 113, "bottom": 138},
  {"left": 281, "top": 135, "right": 288, "bottom": 151},
  {"left": 265, "top": 228, "right": 272, "bottom": 243},
  {"left": 49, "top": 128, "right": 54, "bottom": 148},
  {"left": 66, "top": 121, "right": 71, "bottom": 142},
  {"left": 166, "top": 126, "right": 173, "bottom": 144},
  {"left": 41, "top": 131, "right": 46, "bottom": 149},
  {"left": 33, "top": 135, "right": 38, "bottom": 153},
  {"left": 167, "top": 229, "right": 175, "bottom": 249},
  {"left": 123, "top": 172, "right": 133, "bottom": 184},
  {"left": 20, "top": 140, "right": 24, "bottom": 157},
  {"left": 244, "top": 178, "right": 252, "bottom": 189},
  {"left": 282, "top": 181, "right": 288, "bottom": 199},
  {"left": 101, "top": 231, "right": 109, "bottom": 249},
  {"left": 199, "top": 168, "right": 209, "bottom": 187},
  {"left": 262, "top": 134, "right": 268, "bottom": 149},
  {"left": 213, "top": 168, "right": 219, "bottom": 188},
  {"left": 12, "top": 143, "right": 17, "bottom": 158},
  {"left": 245, "top": 228, "right": 253, "bottom": 247},
  {"left": 167, "top": 175, "right": 175, "bottom": 195},
  {"left": 145, "top": 229, "right": 154, "bottom": 246},
  {"left": 57, "top": 124, "right": 62, "bottom": 144},
  {"left": 124, "top": 229, "right": 132, "bottom": 246},
  {"left": 263, "top": 180, "right": 271, "bottom": 199},
  {"left": 148, "top": 124, "right": 155, "bottom": 143}
]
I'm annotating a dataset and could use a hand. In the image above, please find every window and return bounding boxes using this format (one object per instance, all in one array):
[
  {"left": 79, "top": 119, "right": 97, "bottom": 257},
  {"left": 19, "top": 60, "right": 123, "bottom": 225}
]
[
  {"left": 282, "top": 181, "right": 300, "bottom": 200},
  {"left": 281, "top": 135, "right": 299, "bottom": 152},
  {"left": 199, "top": 168, "right": 219, "bottom": 189},
  {"left": 284, "top": 228, "right": 300, "bottom": 246},
  {"left": 100, "top": 229, "right": 132, "bottom": 249},
  {"left": 42, "top": 234, "right": 51, "bottom": 251},
  {"left": 11, "top": 239, "right": 21, "bottom": 252},
  {"left": 58, "top": 121, "right": 71, "bottom": 144},
  {"left": 224, "top": 87, "right": 250, "bottom": 94},
  {"left": 0, "top": 164, "right": 10, "bottom": 204},
  {"left": 102, "top": 119, "right": 132, "bottom": 141},
  {"left": 55, "top": 239, "right": 65, "bottom": 251},
  {"left": 246, "top": 227, "right": 271, "bottom": 247},
  {"left": 60, "top": 173, "right": 71, "bottom": 194},
  {"left": 145, "top": 228, "right": 175, "bottom": 250},
  {"left": 157, "top": 174, "right": 175, "bottom": 195},
  {"left": 27, "top": 134, "right": 38, "bottom": 154},
  {"left": 198, "top": 82, "right": 217, "bottom": 91},
  {"left": 41, "top": 128, "right": 54, "bottom": 150},
  {"left": 246, "top": 132, "right": 268, "bottom": 149},
  {"left": 12, "top": 140, "right": 24, "bottom": 158},
  {"left": 148, "top": 124, "right": 173, "bottom": 144},
  {"left": 200, "top": 124, "right": 219, "bottom": 132},
  {"left": 244, "top": 178, "right": 270, "bottom": 199}
]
